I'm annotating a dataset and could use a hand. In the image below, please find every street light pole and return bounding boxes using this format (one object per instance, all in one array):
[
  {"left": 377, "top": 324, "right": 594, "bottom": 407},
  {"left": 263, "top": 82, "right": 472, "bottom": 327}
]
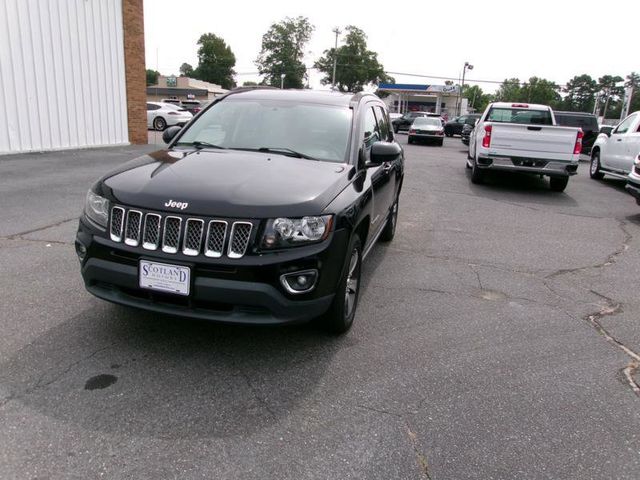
[
  {"left": 280, "top": 73, "right": 285, "bottom": 89},
  {"left": 331, "top": 27, "right": 341, "bottom": 88},
  {"left": 459, "top": 62, "right": 473, "bottom": 115}
]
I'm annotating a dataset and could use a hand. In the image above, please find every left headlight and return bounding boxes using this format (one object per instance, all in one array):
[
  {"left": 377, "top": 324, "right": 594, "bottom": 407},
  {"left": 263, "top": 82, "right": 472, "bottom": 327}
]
[
  {"left": 261, "top": 215, "right": 333, "bottom": 249},
  {"left": 84, "top": 190, "right": 109, "bottom": 229}
]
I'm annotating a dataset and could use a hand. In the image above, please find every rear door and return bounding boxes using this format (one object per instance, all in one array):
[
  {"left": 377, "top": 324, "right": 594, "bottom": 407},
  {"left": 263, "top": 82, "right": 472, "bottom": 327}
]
[{"left": 610, "top": 114, "right": 639, "bottom": 171}]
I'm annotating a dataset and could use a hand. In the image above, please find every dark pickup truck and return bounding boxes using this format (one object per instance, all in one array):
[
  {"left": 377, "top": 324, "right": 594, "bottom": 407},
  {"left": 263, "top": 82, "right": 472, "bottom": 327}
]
[{"left": 76, "top": 89, "right": 404, "bottom": 333}]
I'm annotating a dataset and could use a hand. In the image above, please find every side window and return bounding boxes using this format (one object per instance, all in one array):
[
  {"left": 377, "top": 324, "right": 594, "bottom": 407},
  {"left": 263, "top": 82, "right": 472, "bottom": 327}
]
[
  {"left": 458, "top": 116, "right": 467, "bottom": 123},
  {"left": 362, "top": 106, "right": 380, "bottom": 148},
  {"left": 375, "top": 106, "right": 391, "bottom": 141},
  {"left": 614, "top": 114, "right": 637, "bottom": 134}
]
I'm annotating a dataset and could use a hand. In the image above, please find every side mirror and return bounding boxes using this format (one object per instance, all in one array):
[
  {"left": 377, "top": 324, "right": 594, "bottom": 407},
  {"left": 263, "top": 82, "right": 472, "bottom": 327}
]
[
  {"left": 162, "top": 126, "right": 182, "bottom": 144},
  {"left": 366, "top": 141, "right": 401, "bottom": 167}
]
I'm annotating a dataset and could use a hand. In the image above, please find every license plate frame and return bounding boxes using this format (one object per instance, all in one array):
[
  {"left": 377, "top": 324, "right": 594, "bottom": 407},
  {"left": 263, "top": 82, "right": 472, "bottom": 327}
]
[{"left": 139, "top": 260, "right": 191, "bottom": 296}]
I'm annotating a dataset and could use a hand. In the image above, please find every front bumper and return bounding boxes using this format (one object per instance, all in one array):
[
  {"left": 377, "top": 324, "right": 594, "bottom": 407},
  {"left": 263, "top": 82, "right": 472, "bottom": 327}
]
[
  {"left": 625, "top": 177, "right": 640, "bottom": 205},
  {"left": 476, "top": 155, "right": 578, "bottom": 177},
  {"left": 76, "top": 218, "right": 347, "bottom": 325}
]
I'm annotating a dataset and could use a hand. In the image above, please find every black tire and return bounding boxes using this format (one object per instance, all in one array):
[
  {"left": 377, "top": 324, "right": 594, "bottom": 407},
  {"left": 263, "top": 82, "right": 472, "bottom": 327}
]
[
  {"left": 470, "top": 156, "right": 484, "bottom": 184},
  {"left": 437, "top": 139, "right": 443, "bottom": 146},
  {"left": 408, "top": 136, "right": 414, "bottom": 144},
  {"left": 550, "top": 176, "right": 569, "bottom": 192},
  {"left": 153, "top": 117, "right": 167, "bottom": 131},
  {"left": 590, "top": 150, "right": 604, "bottom": 179},
  {"left": 322, "top": 234, "right": 362, "bottom": 334},
  {"left": 393, "top": 124, "right": 399, "bottom": 134},
  {"left": 379, "top": 197, "right": 399, "bottom": 242}
]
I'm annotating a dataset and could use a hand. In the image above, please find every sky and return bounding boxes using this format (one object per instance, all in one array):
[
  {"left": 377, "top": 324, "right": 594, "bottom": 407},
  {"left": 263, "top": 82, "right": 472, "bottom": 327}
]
[{"left": 143, "top": 0, "right": 639, "bottom": 93}]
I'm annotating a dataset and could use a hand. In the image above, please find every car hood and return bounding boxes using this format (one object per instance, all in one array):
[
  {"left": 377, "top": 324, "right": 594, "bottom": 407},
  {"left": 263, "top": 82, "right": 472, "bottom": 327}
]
[{"left": 100, "top": 149, "right": 352, "bottom": 218}]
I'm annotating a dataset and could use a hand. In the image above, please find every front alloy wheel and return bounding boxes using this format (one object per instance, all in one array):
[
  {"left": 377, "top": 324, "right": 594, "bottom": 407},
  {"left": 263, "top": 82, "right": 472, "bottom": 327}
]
[
  {"left": 322, "top": 234, "right": 362, "bottom": 334},
  {"left": 590, "top": 151, "right": 604, "bottom": 179}
]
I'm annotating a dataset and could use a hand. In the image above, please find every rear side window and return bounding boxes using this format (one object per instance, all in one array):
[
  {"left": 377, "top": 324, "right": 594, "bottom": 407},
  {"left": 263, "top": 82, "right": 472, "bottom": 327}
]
[
  {"left": 486, "top": 107, "right": 552, "bottom": 125},
  {"left": 146, "top": 103, "right": 160, "bottom": 111}
]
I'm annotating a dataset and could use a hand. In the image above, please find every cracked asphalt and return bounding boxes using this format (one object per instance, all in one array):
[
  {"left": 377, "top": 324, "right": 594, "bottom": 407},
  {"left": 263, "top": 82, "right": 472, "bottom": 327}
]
[{"left": 1, "top": 136, "right": 640, "bottom": 479}]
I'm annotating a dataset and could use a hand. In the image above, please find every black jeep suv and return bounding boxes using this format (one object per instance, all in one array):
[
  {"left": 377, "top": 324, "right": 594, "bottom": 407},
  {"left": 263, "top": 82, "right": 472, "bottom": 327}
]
[{"left": 76, "top": 89, "right": 404, "bottom": 333}]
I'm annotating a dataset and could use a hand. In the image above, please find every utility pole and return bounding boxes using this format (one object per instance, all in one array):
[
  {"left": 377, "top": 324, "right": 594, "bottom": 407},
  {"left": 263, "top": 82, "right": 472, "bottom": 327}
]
[{"left": 331, "top": 28, "right": 341, "bottom": 88}]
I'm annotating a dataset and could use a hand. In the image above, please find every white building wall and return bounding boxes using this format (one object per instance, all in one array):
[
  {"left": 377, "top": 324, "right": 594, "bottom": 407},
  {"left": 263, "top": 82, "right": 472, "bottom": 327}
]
[{"left": 0, "top": 0, "right": 128, "bottom": 154}]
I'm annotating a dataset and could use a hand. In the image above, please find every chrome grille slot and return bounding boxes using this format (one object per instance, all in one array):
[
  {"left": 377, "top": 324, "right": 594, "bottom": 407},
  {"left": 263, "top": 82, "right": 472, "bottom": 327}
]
[
  {"left": 162, "top": 216, "right": 182, "bottom": 254},
  {"left": 204, "top": 220, "right": 227, "bottom": 258},
  {"left": 228, "top": 222, "right": 253, "bottom": 259},
  {"left": 183, "top": 218, "right": 204, "bottom": 256},
  {"left": 142, "top": 213, "right": 161, "bottom": 250},
  {"left": 124, "top": 210, "right": 142, "bottom": 246},
  {"left": 110, "top": 207, "right": 125, "bottom": 242}
]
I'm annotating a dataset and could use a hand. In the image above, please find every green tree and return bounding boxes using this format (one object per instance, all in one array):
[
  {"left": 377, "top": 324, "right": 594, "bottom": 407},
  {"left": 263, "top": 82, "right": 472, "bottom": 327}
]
[
  {"left": 596, "top": 75, "right": 624, "bottom": 118},
  {"left": 192, "top": 33, "right": 236, "bottom": 89},
  {"left": 146, "top": 69, "right": 159, "bottom": 86},
  {"left": 179, "top": 63, "right": 194, "bottom": 77},
  {"left": 494, "top": 78, "right": 522, "bottom": 102},
  {"left": 314, "top": 26, "right": 390, "bottom": 93},
  {"left": 519, "top": 77, "right": 562, "bottom": 107},
  {"left": 562, "top": 74, "right": 597, "bottom": 112},
  {"left": 625, "top": 72, "right": 640, "bottom": 113},
  {"left": 256, "top": 16, "right": 314, "bottom": 89},
  {"left": 463, "top": 85, "right": 491, "bottom": 112}
]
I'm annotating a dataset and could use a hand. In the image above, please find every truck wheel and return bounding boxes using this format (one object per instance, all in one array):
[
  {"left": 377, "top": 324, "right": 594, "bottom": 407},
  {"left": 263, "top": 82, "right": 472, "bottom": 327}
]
[
  {"left": 471, "top": 157, "right": 484, "bottom": 184},
  {"left": 322, "top": 234, "right": 362, "bottom": 334},
  {"left": 379, "top": 197, "right": 399, "bottom": 242},
  {"left": 590, "top": 151, "right": 604, "bottom": 179},
  {"left": 550, "top": 176, "right": 569, "bottom": 192}
]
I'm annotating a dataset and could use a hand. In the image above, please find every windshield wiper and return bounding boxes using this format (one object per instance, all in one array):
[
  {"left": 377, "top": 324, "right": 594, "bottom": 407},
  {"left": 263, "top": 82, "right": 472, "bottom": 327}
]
[
  {"left": 176, "top": 141, "right": 226, "bottom": 150},
  {"left": 233, "top": 147, "right": 316, "bottom": 160}
]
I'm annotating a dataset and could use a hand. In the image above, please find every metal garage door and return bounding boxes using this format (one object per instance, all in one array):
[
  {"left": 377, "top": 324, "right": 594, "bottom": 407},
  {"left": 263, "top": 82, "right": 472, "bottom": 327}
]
[{"left": 0, "top": 0, "right": 128, "bottom": 154}]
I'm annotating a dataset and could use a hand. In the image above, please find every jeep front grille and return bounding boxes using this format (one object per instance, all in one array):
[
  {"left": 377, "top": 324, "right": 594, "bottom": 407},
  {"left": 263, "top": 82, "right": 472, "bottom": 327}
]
[
  {"left": 108, "top": 206, "right": 253, "bottom": 259},
  {"left": 228, "top": 222, "right": 253, "bottom": 259},
  {"left": 124, "top": 210, "right": 142, "bottom": 246}
]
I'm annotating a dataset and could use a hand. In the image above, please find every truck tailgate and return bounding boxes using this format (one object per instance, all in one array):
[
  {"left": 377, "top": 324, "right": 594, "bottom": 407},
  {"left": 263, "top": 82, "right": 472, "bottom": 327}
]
[{"left": 488, "top": 123, "right": 580, "bottom": 161}]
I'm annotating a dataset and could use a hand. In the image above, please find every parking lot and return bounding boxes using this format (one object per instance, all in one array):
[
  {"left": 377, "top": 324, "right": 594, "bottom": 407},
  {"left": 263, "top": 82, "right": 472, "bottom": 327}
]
[{"left": 1, "top": 136, "right": 640, "bottom": 479}]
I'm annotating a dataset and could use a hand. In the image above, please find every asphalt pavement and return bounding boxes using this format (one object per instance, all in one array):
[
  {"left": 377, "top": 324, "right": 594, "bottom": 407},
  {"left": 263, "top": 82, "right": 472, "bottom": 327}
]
[{"left": 1, "top": 136, "right": 640, "bottom": 479}]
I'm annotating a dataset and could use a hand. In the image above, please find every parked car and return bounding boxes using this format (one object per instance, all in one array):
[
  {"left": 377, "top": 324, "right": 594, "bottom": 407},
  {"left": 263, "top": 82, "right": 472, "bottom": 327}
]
[
  {"left": 180, "top": 100, "right": 203, "bottom": 115},
  {"left": 590, "top": 112, "right": 640, "bottom": 181},
  {"left": 408, "top": 117, "right": 445, "bottom": 146},
  {"left": 467, "top": 102, "right": 582, "bottom": 191},
  {"left": 77, "top": 89, "right": 404, "bottom": 334},
  {"left": 553, "top": 111, "right": 599, "bottom": 155},
  {"left": 146, "top": 102, "right": 193, "bottom": 131},
  {"left": 389, "top": 112, "right": 403, "bottom": 121},
  {"left": 444, "top": 114, "right": 481, "bottom": 137},
  {"left": 461, "top": 121, "right": 476, "bottom": 145},
  {"left": 392, "top": 111, "right": 431, "bottom": 133},
  {"left": 625, "top": 154, "right": 640, "bottom": 204}
]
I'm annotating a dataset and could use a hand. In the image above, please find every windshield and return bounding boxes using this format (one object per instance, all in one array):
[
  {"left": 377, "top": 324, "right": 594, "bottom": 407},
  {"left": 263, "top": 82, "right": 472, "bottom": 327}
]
[
  {"left": 413, "top": 117, "right": 442, "bottom": 127},
  {"left": 176, "top": 99, "right": 352, "bottom": 162},
  {"left": 486, "top": 107, "right": 552, "bottom": 125}
]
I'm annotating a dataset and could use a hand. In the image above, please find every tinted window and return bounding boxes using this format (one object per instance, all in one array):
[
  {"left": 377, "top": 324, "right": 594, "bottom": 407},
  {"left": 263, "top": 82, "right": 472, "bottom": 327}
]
[
  {"left": 176, "top": 98, "right": 352, "bottom": 163},
  {"left": 486, "top": 107, "right": 552, "bottom": 125},
  {"left": 465, "top": 115, "right": 480, "bottom": 125},
  {"left": 363, "top": 107, "right": 380, "bottom": 148},
  {"left": 413, "top": 117, "right": 442, "bottom": 127},
  {"left": 614, "top": 114, "right": 637, "bottom": 134},
  {"left": 554, "top": 114, "right": 598, "bottom": 131},
  {"left": 375, "top": 106, "right": 391, "bottom": 141},
  {"left": 146, "top": 103, "right": 160, "bottom": 111}
]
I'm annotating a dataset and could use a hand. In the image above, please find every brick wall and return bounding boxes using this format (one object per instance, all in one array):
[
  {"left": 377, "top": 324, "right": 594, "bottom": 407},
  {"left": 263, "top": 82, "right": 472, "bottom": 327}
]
[{"left": 122, "top": 0, "right": 147, "bottom": 144}]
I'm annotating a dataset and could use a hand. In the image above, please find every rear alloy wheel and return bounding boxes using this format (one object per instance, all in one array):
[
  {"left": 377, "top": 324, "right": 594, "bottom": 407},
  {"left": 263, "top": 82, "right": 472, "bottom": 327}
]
[
  {"left": 590, "top": 151, "right": 605, "bottom": 179},
  {"left": 380, "top": 197, "right": 399, "bottom": 242},
  {"left": 322, "top": 235, "right": 362, "bottom": 334},
  {"left": 550, "top": 176, "right": 569, "bottom": 192},
  {"left": 153, "top": 117, "right": 167, "bottom": 131}
]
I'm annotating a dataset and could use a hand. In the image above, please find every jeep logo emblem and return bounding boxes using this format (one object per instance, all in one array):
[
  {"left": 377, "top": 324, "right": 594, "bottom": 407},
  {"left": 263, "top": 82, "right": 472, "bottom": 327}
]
[{"left": 164, "top": 199, "right": 189, "bottom": 210}]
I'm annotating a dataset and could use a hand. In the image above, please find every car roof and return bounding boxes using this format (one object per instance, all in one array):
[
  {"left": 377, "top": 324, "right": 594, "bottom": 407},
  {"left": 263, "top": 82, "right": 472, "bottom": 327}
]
[{"left": 223, "top": 88, "right": 374, "bottom": 107}]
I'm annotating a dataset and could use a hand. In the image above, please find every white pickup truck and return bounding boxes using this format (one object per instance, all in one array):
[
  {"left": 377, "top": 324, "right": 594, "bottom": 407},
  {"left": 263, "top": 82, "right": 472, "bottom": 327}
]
[
  {"left": 467, "top": 102, "right": 582, "bottom": 192},
  {"left": 590, "top": 111, "right": 640, "bottom": 182}
]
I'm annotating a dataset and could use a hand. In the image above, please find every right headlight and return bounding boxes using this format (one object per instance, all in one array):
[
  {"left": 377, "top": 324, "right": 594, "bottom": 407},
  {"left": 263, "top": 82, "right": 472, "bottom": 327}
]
[
  {"left": 261, "top": 215, "right": 333, "bottom": 249},
  {"left": 84, "top": 190, "right": 109, "bottom": 229}
]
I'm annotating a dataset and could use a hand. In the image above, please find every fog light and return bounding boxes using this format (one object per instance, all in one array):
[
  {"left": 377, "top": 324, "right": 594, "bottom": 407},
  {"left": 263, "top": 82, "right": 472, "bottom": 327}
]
[
  {"left": 75, "top": 241, "right": 87, "bottom": 263},
  {"left": 280, "top": 269, "right": 318, "bottom": 294}
]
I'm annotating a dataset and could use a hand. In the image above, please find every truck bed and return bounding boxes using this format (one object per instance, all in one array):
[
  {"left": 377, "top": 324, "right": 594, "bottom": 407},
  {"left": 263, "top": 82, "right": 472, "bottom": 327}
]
[{"left": 487, "top": 123, "right": 579, "bottom": 162}]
